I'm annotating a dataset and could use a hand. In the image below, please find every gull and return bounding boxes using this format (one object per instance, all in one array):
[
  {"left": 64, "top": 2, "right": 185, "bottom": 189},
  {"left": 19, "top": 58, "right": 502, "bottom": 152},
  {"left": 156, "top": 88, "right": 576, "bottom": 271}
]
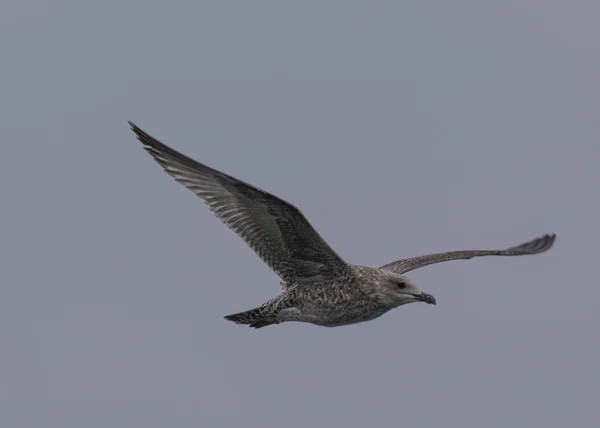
[{"left": 128, "top": 122, "right": 556, "bottom": 328}]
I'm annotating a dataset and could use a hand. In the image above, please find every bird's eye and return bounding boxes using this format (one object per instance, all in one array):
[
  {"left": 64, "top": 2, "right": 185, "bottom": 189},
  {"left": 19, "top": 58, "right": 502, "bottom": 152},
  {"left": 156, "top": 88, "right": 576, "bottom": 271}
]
[{"left": 396, "top": 282, "right": 407, "bottom": 289}]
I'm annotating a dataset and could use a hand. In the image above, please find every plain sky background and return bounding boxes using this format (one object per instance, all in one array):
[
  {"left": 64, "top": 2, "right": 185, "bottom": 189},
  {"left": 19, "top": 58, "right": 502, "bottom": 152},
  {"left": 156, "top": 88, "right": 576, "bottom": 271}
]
[{"left": 1, "top": 1, "right": 598, "bottom": 427}]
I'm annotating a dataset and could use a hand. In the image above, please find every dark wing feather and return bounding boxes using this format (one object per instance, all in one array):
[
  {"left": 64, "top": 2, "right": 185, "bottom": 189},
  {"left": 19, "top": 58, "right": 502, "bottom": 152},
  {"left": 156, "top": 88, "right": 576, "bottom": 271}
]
[
  {"left": 380, "top": 233, "right": 556, "bottom": 274},
  {"left": 129, "top": 121, "right": 349, "bottom": 284}
]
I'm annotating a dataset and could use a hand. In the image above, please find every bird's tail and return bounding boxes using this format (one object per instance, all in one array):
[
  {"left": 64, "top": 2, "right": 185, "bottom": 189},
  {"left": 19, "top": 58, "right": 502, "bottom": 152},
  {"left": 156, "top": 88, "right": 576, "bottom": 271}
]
[{"left": 224, "top": 306, "right": 279, "bottom": 329}]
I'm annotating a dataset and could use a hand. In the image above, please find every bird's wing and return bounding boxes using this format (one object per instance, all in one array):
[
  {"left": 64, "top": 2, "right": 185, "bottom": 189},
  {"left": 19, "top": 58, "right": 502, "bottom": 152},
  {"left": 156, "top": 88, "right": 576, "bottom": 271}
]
[
  {"left": 380, "top": 233, "right": 556, "bottom": 274},
  {"left": 129, "top": 121, "right": 349, "bottom": 284}
]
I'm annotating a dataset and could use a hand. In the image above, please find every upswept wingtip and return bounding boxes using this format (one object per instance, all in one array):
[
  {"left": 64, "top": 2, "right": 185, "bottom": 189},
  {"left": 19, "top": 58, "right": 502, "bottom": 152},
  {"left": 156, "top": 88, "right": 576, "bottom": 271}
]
[{"left": 508, "top": 232, "right": 557, "bottom": 254}]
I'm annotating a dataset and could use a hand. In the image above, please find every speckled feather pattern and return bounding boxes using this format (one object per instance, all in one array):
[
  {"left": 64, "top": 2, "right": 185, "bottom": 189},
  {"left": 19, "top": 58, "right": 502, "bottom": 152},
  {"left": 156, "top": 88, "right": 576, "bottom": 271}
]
[
  {"left": 224, "top": 266, "right": 397, "bottom": 327},
  {"left": 128, "top": 121, "right": 557, "bottom": 329}
]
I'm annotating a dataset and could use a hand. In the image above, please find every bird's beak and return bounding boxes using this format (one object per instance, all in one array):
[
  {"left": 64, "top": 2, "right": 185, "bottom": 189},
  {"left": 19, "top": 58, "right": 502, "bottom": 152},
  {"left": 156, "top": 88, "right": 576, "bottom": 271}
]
[{"left": 415, "top": 292, "right": 436, "bottom": 305}]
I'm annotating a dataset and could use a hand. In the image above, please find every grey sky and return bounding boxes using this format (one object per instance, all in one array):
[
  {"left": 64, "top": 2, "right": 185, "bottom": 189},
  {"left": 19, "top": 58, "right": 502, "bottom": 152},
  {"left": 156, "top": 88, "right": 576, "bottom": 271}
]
[{"left": 1, "top": 1, "right": 598, "bottom": 427}]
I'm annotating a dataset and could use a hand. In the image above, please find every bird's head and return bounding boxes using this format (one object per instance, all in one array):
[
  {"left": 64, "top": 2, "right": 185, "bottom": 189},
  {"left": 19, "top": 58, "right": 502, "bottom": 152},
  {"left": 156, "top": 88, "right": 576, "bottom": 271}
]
[{"left": 372, "top": 271, "right": 436, "bottom": 308}]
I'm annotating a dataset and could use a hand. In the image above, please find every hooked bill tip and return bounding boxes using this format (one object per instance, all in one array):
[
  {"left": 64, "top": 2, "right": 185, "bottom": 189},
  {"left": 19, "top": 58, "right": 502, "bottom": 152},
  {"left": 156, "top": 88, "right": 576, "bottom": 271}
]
[{"left": 417, "top": 292, "right": 436, "bottom": 305}]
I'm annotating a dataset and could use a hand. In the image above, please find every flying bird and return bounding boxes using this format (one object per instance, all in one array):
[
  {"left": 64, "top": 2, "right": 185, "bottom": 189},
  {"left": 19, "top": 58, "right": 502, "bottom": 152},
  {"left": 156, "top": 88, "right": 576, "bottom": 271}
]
[{"left": 128, "top": 121, "right": 556, "bottom": 328}]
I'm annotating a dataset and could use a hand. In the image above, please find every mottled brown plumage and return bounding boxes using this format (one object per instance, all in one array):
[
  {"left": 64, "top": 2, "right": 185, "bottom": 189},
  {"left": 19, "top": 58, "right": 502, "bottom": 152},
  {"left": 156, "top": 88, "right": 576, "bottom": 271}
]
[{"left": 128, "top": 121, "right": 556, "bottom": 329}]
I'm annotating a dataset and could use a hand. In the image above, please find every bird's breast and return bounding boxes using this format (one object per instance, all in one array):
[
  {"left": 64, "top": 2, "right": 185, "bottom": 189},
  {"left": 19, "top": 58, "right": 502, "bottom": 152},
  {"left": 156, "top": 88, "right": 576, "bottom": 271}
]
[{"left": 293, "top": 287, "right": 389, "bottom": 326}]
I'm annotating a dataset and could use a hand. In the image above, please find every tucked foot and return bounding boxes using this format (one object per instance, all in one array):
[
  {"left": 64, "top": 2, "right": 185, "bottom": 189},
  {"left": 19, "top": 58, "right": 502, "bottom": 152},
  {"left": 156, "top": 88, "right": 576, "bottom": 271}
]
[
  {"left": 248, "top": 317, "right": 279, "bottom": 329},
  {"left": 224, "top": 306, "right": 279, "bottom": 328}
]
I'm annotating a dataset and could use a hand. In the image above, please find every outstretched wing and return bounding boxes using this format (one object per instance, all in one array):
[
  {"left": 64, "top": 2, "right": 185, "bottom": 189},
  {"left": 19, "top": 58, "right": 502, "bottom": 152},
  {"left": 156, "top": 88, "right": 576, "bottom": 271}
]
[
  {"left": 380, "top": 233, "right": 556, "bottom": 274},
  {"left": 129, "top": 121, "right": 349, "bottom": 284}
]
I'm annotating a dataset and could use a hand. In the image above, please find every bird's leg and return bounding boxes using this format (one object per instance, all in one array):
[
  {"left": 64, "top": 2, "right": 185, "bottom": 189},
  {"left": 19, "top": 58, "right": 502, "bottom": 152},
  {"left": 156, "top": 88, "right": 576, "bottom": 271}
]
[{"left": 248, "top": 317, "right": 279, "bottom": 328}]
